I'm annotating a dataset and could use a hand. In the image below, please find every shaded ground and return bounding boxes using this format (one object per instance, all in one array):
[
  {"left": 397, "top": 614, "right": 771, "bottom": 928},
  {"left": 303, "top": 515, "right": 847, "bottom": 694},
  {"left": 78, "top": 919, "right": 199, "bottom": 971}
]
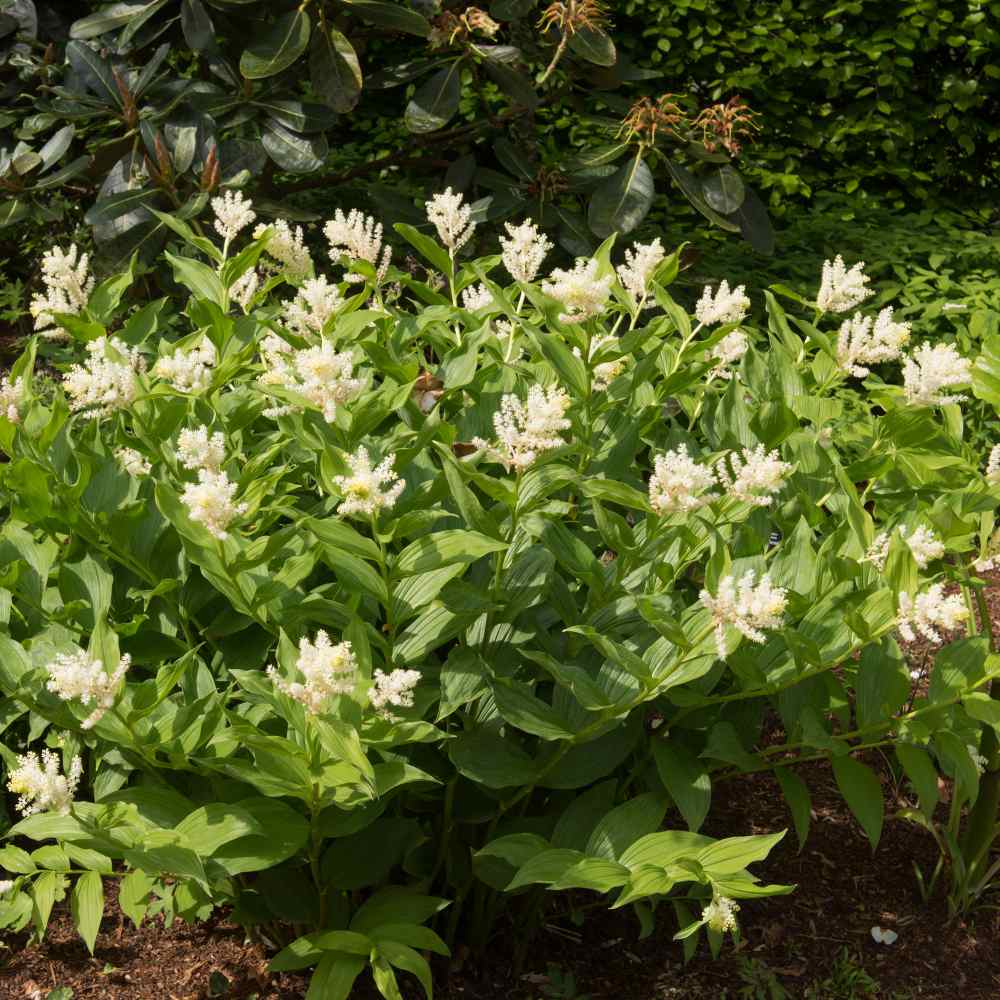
[{"left": 3, "top": 584, "right": 999, "bottom": 999}]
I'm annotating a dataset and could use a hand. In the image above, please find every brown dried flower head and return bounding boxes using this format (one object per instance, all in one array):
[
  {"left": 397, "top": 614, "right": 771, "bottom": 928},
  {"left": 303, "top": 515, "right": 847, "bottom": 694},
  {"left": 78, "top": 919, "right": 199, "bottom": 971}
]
[
  {"left": 538, "top": 0, "right": 608, "bottom": 37},
  {"left": 692, "top": 97, "right": 761, "bottom": 157},
  {"left": 619, "top": 95, "right": 689, "bottom": 146},
  {"left": 429, "top": 7, "right": 501, "bottom": 48}
]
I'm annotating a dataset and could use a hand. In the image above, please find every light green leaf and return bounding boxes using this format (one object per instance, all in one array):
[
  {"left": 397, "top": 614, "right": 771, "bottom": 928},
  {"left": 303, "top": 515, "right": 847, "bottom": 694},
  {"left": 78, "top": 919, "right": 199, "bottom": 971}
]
[{"left": 70, "top": 871, "right": 103, "bottom": 955}]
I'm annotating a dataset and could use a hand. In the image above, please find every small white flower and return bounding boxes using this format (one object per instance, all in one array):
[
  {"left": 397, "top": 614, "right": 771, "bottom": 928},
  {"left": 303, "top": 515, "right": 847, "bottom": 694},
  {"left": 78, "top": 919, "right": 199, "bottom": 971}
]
[
  {"left": 817, "top": 255, "right": 873, "bottom": 313},
  {"left": 897, "top": 584, "right": 968, "bottom": 642},
  {"left": 212, "top": 189, "right": 256, "bottom": 244},
  {"left": 695, "top": 280, "right": 749, "bottom": 326},
  {"left": 461, "top": 282, "right": 494, "bottom": 312},
  {"left": 500, "top": 218, "right": 552, "bottom": 283},
  {"left": 709, "top": 329, "right": 749, "bottom": 379},
  {"left": 46, "top": 650, "right": 130, "bottom": 729},
  {"left": 716, "top": 445, "right": 792, "bottom": 506},
  {"left": 0, "top": 879, "right": 14, "bottom": 895},
  {"left": 900, "top": 525, "right": 944, "bottom": 569},
  {"left": 967, "top": 744, "right": 988, "bottom": 775},
  {"left": 0, "top": 374, "right": 26, "bottom": 423},
  {"left": 426, "top": 187, "right": 475, "bottom": 253},
  {"left": 62, "top": 336, "right": 145, "bottom": 419},
  {"left": 295, "top": 342, "right": 362, "bottom": 422},
  {"left": 474, "top": 385, "right": 571, "bottom": 470},
  {"left": 574, "top": 334, "right": 625, "bottom": 390},
  {"left": 267, "top": 631, "right": 357, "bottom": 713},
  {"left": 702, "top": 896, "right": 740, "bottom": 934},
  {"left": 181, "top": 469, "right": 247, "bottom": 539},
  {"left": 7, "top": 749, "right": 83, "bottom": 817},
  {"left": 231, "top": 268, "right": 261, "bottom": 312},
  {"left": 862, "top": 532, "right": 890, "bottom": 572},
  {"left": 369, "top": 668, "right": 421, "bottom": 719},
  {"left": 116, "top": 447, "right": 151, "bottom": 477},
  {"left": 333, "top": 447, "right": 404, "bottom": 517},
  {"left": 870, "top": 926, "right": 898, "bottom": 946},
  {"left": 542, "top": 258, "right": 614, "bottom": 324},
  {"left": 152, "top": 339, "right": 216, "bottom": 393},
  {"left": 987, "top": 445, "right": 1000, "bottom": 486},
  {"left": 701, "top": 571, "right": 787, "bottom": 660},
  {"left": 324, "top": 208, "right": 392, "bottom": 284},
  {"left": 616, "top": 238, "right": 665, "bottom": 308},
  {"left": 176, "top": 425, "right": 226, "bottom": 472},
  {"left": 29, "top": 244, "right": 95, "bottom": 339},
  {"left": 836, "top": 307, "right": 910, "bottom": 377},
  {"left": 648, "top": 444, "right": 717, "bottom": 514},
  {"left": 281, "top": 275, "right": 344, "bottom": 338},
  {"left": 902, "top": 342, "right": 971, "bottom": 407},
  {"left": 254, "top": 219, "right": 312, "bottom": 280}
]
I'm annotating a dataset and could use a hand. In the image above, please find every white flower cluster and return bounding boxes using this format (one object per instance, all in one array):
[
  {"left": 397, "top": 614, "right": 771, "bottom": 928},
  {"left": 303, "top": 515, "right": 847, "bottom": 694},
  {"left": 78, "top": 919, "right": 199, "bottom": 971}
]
[
  {"left": 836, "top": 307, "right": 911, "bottom": 377},
  {"left": 231, "top": 268, "right": 260, "bottom": 312},
  {"left": 0, "top": 879, "right": 13, "bottom": 895},
  {"left": 282, "top": 276, "right": 344, "bottom": 337},
  {"left": 62, "top": 336, "right": 145, "bottom": 418},
  {"left": 177, "top": 425, "right": 225, "bottom": 472},
  {"left": 500, "top": 218, "right": 552, "bottom": 283},
  {"left": 0, "top": 375, "right": 25, "bottom": 423},
  {"left": 212, "top": 189, "right": 256, "bottom": 244},
  {"left": 701, "top": 571, "right": 788, "bottom": 660},
  {"left": 902, "top": 342, "right": 971, "bottom": 407},
  {"left": 616, "top": 239, "right": 665, "bottom": 308},
  {"left": 325, "top": 209, "right": 392, "bottom": 284},
  {"left": 897, "top": 584, "right": 967, "bottom": 642},
  {"left": 709, "top": 330, "right": 749, "bottom": 380},
  {"left": 261, "top": 339, "right": 362, "bottom": 423},
  {"left": 816, "top": 255, "right": 873, "bottom": 313},
  {"left": 702, "top": 896, "right": 740, "bottom": 934},
  {"left": 333, "top": 447, "right": 404, "bottom": 517},
  {"left": 542, "top": 258, "right": 614, "bottom": 324},
  {"left": 695, "top": 280, "right": 749, "bottom": 326},
  {"left": 267, "top": 631, "right": 358, "bottom": 713},
  {"left": 181, "top": 469, "right": 247, "bottom": 539},
  {"left": 426, "top": 187, "right": 475, "bottom": 253},
  {"left": 574, "top": 334, "right": 625, "bottom": 391},
  {"left": 29, "top": 244, "right": 94, "bottom": 339},
  {"left": 968, "top": 743, "right": 988, "bottom": 775},
  {"left": 716, "top": 445, "right": 792, "bottom": 506},
  {"left": 648, "top": 444, "right": 717, "bottom": 514},
  {"left": 254, "top": 219, "right": 312, "bottom": 280},
  {"left": 116, "top": 447, "right": 151, "bottom": 477},
  {"left": 7, "top": 749, "right": 82, "bottom": 817},
  {"left": 369, "top": 668, "right": 421, "bottom": 720},
  {"left": 862, "top": 532, "right": 890, "bottom": 571},
  {"left": 900, "top": 525, "right": 944, "bottom": 568},
  {"left": 475, "top": 385, "right": 571, "bottom": 470},
  {"left": 987, "top": 445, "right": 1000, "bottom": 486},
  {"left": 46, "top": 650, "right": 130, "bottom": 729},
  {"left": 152, "top": 339, "right": 216, "bottom": 393},
  {"left": 461, "top": 282, "right": 494, "bottom": 312}
]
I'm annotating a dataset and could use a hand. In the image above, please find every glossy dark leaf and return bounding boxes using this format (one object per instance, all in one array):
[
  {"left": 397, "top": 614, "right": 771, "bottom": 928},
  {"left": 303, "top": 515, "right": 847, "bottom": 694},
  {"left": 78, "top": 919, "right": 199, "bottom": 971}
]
[
  {"left": 731, "top": 185, "right": 775, "bottom": 255},
  {"left": 181, "top": 0, "right": 215, "bottom": 51},
  {"left": 310, "top": 26, "right": 363, "bottom": 113},
  {"left": 701, "top": 165, "right": 745, "bottom": 214},
  {"left": 239, "top": 9, "right": 310, "bottom": 80},
  {"left": 261, "top": 119, "right": 328, "bottom": 173},
  {"left": 587, "top": 153, "right": 654, "bottom": 237},
  {"left": 665, "top": 159, "right": 740, "bottom": 233},
  {"left": 70, "top": 2, "right": 153, "bottom": 40},
  {"left": 405, "top": 62, "right": 462, "bottom": 133},
  {"left": 0, "top": 198, "right": 29, "bottom": 227},
  {"left": 65, "top": 40, "right": 122, "bottom": 107},
  {"left": 482, "top": 59, "right": 538, "bottom": 109},
  {"left": 85, "top": 187, "right": 160, "bottom": 225},
  {"left": 341, "top": 0, "right": 431, "bottom": 37},
  {"left": 38, "top": 125, "right": 75, "bottom": 171},
  {"left": 568, "top": 24, "right": 616, "bottom": 66}
]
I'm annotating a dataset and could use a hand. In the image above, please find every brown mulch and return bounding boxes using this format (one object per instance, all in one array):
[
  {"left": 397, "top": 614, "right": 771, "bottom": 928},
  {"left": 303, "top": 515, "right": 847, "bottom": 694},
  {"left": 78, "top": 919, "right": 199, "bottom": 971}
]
[{"left": 3, "top": 582, "right": 1000, "bottom": 999}]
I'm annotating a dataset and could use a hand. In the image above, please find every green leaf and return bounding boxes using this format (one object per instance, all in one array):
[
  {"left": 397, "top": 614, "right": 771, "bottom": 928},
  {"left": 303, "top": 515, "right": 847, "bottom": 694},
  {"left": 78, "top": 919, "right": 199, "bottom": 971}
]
[
  {"left": 71, "top": 3, "right": 155, "bottom": 39},
  {"left": 164, "top": 251, "right": 226, "bottom": 307},
  {"left": 568, "top": 24, "right": 616, "bottom": 65},
  {"left": 394, "top": 529, "right": 506, "bottom": 575},
  {"left": 665, "top": 160, "right": 740, "bottom": 232},
  {"left": 341, "top": 0, "right": 431, "bottom": 37},
  {"left": 31, "top": 870, "right": 59, "bottom": 935},
  {"left": 405, "top": 62, "right": 463, "bottom": 133},
  {"left": 701, "top": 166, "right": 745, "bottom": 214},
  {"left": 697, "top": 830, "right": 785, "bottom": 876},
  {"left": 653, "top": 742, "right": 711, "bottom": 832},
  {"left": 449, "top": 728, "right": 538, "bottom": 788},
  {"left": 305, "top": 953, "right": 366, "bottom": 1000},
  {"left": 588, "top": 154, "right": 654, "bottom": 238},
  {"left": 585, "top": 793, "right": 667, "bottom": 861},
  {"left": 240, "top": 10, "right": 311, "bottom": 79},
  {"left": 393, "top": 222, "right": 452, "bottom": 275},
  {"left": 310, "top": 26, "right": 363, "bottom": 112},
  {"left": 351, "top": 887, "right": 448, "bottom": 934},
  {"left": 175, "top": 803, "right": 263, "bottom": 857},
  {"left": 895, "top": 744, "right": 940, "bottom": 820},
  {"left": 774, "top": 767, "right": 811, "bottom": 852},
  {"left": 378, "top": 940, "right": 435, "bottom": 1000},
  {"left": 832, "top": 755, "right": 884, "bottom": 850},
  {"left": 491, "top": 678, "right": 575, "bottom": 740},
  {"left": 181, "top": 0, "right": 215, "bottom": 51},
  {"left": 70, "top": 871, "right": 103, "bottom": 955},
  {"left": 261, "top": 120, "right": 328, "bottom": 173},
  {"left": 118, "top": 869, "right": 152, "bottom": 927},
  {"left": 972, "top": 333, "right": 1000, "bottom": 409}
]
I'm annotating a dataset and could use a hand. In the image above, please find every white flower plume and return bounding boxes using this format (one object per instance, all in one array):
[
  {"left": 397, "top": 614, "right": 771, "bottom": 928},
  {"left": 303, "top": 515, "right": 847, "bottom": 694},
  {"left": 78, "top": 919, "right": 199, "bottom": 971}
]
[
  {"left": 267, "top": 631, "right": 358, "bottom": 713},
  {"left": 500, "top": 218, "right": 552, "bottom": 283},
  {"left": 333, "top": 447, "right": 404, "bottom": 517},
  {"left": 62, "top": 336, "right": 145, "bottom": 419},
  {"left": 902, "top": 342, "right": 971, "bottom": 407},
  {"left": 474, "top": 385, "right": 571, "bottom": 470},
  {"left": 7, "top": 750, "right": 82, "bottom": 817},
  {"left": 817, "top": 255, "right": 873, "bottom": 313},
  {"left": 836, "top": 307, "right": 910, "bottom": 377},
  {"left": 181, "top": 469, "right": 247, "bottom": 539},
  {"left": 542, "top": 258, "right": 614, "bottom": 324},
  {"left": 695, "top": 280, "right": 749, "bottom": 326},
  {"left": 325, "top": 208, "right": 392, "bottom": 284},
  {"left": 649, "top": 444, "right": 717, "bottom": 514},
  {"left": 29, "top": 244, "right": 95, "bottom": 340},
  {"left": 700, "top": 571, "right": 787, "bottom": 660},
  {"left": 426, "top": 187, "right": 475, "bottom": 253},
  {"left": 897, "top": 584, "right": 967, "bottom": 642},
  {"left": 46, "top": 650, "right": 130, "bottom": 729},
  {"left": 716, "top": 445, "right": 792, "bottom": 506}
]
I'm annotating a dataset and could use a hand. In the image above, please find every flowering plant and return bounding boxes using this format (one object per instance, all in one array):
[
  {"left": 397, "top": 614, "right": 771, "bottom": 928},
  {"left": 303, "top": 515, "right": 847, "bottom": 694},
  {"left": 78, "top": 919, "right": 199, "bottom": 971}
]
[{"left": 0, "top": 191, "right": 998, "bottom": 994}]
